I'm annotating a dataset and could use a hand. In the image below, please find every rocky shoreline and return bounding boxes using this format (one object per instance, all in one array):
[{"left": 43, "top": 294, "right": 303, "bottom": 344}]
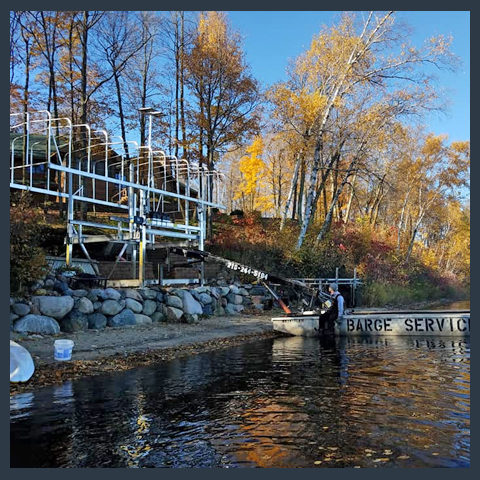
[{"left": 9, "top": 273, "right": 289, "bottom": 395}]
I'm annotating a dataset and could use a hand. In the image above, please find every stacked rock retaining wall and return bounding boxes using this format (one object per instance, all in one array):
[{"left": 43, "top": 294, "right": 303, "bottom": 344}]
[{"left": 10, "top": 276, "right": 274, "bottom": 336}]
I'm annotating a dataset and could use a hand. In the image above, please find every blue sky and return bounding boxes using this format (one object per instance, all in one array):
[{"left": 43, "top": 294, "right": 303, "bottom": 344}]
[{"left": 227, "top": 11, "right": 470, "bottom": 144}]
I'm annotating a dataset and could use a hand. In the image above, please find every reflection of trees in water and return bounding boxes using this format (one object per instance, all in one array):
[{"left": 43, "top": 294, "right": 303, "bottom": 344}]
[
  {"left": 337, "top": 337, "right": 470, "bottom": 464},
  {"left": 10, "top": 336, "right": 469, "bottom": 467}
]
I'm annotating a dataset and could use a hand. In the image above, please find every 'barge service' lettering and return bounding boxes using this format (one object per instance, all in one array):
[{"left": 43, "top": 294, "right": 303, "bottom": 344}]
[{"left": 348, "top": 317, "right": 469, "bottom": 333}]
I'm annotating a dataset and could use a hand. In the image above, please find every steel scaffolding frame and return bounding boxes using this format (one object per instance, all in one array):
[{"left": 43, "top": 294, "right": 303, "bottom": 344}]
[{"left": 10, "top": 110, "right": 226, "bottom": 286}]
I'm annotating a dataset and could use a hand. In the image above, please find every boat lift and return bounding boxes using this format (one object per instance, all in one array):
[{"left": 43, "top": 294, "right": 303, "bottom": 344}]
[{"left": 10, "top": 110, "right": 226, "bottom": 286}]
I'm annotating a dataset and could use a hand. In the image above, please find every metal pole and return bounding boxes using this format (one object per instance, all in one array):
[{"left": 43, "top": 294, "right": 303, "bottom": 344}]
[
  {"left": 66, "top": 171, "right": 74, "bottom": 266},
  {"left": 128, "top": 162, "right": 134, "bottom": 240},
  {"left": 132, "top": 247, "right": 137, "bottom": 280},
  {"left": 139, "top": 189, "right": 146, "bottom": 287},
  {"left": 353, "top": 267, "right": 357, "bottom": 307}
]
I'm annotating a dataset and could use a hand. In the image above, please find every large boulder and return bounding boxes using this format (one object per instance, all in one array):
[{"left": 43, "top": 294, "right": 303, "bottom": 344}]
[
  {"left": 142, "top": 299, "right": 157, "bottom": 316},
  {"left": 238, "top": 288, "right": 249, "bottom": 296},
  {"left": 151, "top": 311, "right": 166, "bottom": 323},
  {"left": 123, "top": 288, "right": 144, "bottom": 302},
  {"left": 61, "top": 310, "right": 88, "bottom": 333},
  {"left": 166, "top": 306, "right": 184, "bottom": 323},
  {"left": 190, "top": 290, "right": 203, "bottom": 302},
  {"left": 72, "top": 289, "right": 88, "bottom": 297},
  {"left": 93, "top": 288, "right": 121, "bottom": 301},
  {"left": 166, "top": 295, "right": 183, "bottom": 310},
  {"left": 100, "top": 299, "right": 124, "bottom": 316},
  {"left": 184, "top": 313, "right": 199, "bottom": 324},
  {"left": 225, "top": 304, "right": 237, "bottom": 315},
  {"left": 53, "top": 279, "right": 70, "bottom": 294},
  {"left": 138, "top": 287, "right": 158, "bottom": 300},
  {"left": 199, "top": 293, "right": 213, "bottom": 305},
  {"left": 229, "top": 285, "right": 240, "bottom": 295},
  {"left": 213, "top": 305, "right": 226, "bottom": 316},
  {"left": 226, "top": 293, "right": 236, "bottom": 304},
  {"left": 182, "top": 290, "right": 203, "bottom": 315},
  {"left": 107, "top": 309, "right": 136, "bottom": 327},
  {"left": 210, "top": 287, "right": 221, "bottom": 299},
  {"left": 31, "top": 296, "right": 74, "bottom": 320},
  {"left": 87, "top": 313, "right": 107, "bottom": 329},
  {"left": 232, "top": 295, "right": 243, "bottom": 305},
  {"left": 11, "top": 303, "right": 30, "bottom": 317},
  {"left": 13, "top": 314, "right": 60, "bottom": 335},
  {"left": 75, "top": 297, "right": 94, "bottom": 315},
  {"left": 202, "top": 303, "right": 213, "bottom": 316},
  {"left": 169, "top": 288, "right": 185, "bottom": 299},
  {"left": 104, "top": 288, "right": 122, "bottom": 301},
  {"left": 125, "top": 298, "right": 143, "bottom": 314},
  {"left": 219, "top": 287, "right": 230, "bottom": 297},
  {"left": 86, "top": 291, "right": 99, "bottom": 303},
  {"left": 11, "top": 313, "right": 19, "bottom": 330},
  {"left": 134, "top": 314, "right": 153, "bottom": 325}
]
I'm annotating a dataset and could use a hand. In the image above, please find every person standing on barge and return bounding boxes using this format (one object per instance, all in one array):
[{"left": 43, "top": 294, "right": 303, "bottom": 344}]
[{"left": 319, "top": 283, "right": 344, "bottom": 334}]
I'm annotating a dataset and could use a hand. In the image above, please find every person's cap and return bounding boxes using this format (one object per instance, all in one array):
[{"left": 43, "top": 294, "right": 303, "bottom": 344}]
[{"left": 329, "top": 282, "right": 338, "bottom": 291}]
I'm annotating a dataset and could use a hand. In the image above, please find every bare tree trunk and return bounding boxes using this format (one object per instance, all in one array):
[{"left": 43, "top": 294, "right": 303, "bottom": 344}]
[
  {"left": 280, "top": 151, "right": 302, "bottom": 230},
  {"left": 114, "top": 71, "right": 130, "bottom": 160},
  {"left": 396, "top": 189, "right": 410, "bottom": 253},
  {"left": 310, "top": 147, "right": 342, "bottom": 225},
  {"left": 297, "top": 160, "right": 305, "bottom": 223},
  {"left": 179, "top": 12, "right": 187, "bottom": 159},
  {"left": 316, "top": 159, "right": 356, "bottom": 243},
  {"left": 344, "top": 171, "right": 357, "bottom": 224},
  {"left": 371, "top": 191, "right": 386, "bottom": 227},
  {"left": 369, "top": 174, "right": 386, "bottom": 225},
  {"left": 405, "top": 224, "right": 419, "bottom": 263}
]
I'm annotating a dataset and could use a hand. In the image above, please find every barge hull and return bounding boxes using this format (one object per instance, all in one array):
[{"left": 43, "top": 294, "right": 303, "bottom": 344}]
[{"left": 272, "top": 311, "right": 470, "bottom": 337}]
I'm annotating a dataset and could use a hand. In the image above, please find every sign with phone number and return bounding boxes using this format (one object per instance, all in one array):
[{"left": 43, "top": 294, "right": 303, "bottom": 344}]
[{"left": 226, "top": 261, "right": 269, "bottom": 280}]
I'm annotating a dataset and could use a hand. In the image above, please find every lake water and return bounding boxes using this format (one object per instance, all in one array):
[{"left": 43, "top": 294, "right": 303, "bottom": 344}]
[{"left": 10, "top": 332, "right": 470, "bottom": 468}]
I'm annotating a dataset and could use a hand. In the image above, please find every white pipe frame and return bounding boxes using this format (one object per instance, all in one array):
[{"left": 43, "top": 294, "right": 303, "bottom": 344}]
[{"left": 10, "top": 111, "right": 226, "bottom": 267}]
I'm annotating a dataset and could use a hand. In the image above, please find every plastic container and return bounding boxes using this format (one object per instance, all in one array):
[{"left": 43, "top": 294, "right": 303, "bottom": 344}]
[
  {"left": 10, "top": 340, "right": 35, "bottom": 382},
  {"left": 54, "top": 340, "right": 74, "bottom": 361}
]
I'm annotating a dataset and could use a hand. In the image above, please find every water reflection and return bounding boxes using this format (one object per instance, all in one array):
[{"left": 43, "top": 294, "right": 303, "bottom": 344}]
[{"left": 11, "top": 335, "right": 469, "bottom": 468}]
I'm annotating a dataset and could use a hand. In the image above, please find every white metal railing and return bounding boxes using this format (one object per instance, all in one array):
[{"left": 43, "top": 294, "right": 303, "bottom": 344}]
[{"left": 10, "top": 110, "right": 227, "bottom": 285}]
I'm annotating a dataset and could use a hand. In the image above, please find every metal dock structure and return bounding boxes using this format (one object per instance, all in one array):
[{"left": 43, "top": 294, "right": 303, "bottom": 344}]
[{"left": 10, "top": 110, "right": 226, "bottom": 286}]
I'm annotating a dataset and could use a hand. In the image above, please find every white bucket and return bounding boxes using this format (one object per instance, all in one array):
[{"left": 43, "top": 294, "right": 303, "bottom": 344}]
[{"left": 54, "top": 340, "right": 74, "bottom": 361}]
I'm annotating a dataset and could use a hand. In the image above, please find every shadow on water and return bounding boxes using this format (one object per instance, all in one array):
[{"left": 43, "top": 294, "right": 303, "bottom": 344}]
[{"left": 11, "top": 334, "right": 470, "bottom": 468}]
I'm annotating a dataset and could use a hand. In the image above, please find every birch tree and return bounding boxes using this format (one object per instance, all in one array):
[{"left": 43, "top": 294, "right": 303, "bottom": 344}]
[{"left": 287, "top": 11, "right": 458, "bottom": 249}]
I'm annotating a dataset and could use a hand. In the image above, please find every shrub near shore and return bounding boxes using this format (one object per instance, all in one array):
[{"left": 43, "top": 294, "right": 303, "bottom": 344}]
[{"left": 209, "top": 213, "right": 469, "bottom": 307}]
